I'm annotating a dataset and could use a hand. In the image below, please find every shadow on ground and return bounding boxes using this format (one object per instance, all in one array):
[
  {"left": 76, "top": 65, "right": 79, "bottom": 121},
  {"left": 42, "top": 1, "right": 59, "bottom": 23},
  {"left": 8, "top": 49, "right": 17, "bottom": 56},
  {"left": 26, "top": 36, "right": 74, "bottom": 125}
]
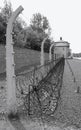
[{"left": 9, "top": 118, "right": 26, "bottom": 130}]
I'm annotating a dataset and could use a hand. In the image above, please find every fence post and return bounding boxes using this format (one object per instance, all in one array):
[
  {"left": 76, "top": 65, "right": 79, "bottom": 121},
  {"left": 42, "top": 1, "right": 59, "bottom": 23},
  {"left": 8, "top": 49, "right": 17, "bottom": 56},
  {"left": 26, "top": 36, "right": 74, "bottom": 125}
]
[
  {"left": 49, "top": 43, "right": 54, "bottom": 61},
  {"left": 40, "top": 37, "right": 48, "bottom": 66},
  {"left": 6, "top": 6, "right": 24, "bottom": 115}
]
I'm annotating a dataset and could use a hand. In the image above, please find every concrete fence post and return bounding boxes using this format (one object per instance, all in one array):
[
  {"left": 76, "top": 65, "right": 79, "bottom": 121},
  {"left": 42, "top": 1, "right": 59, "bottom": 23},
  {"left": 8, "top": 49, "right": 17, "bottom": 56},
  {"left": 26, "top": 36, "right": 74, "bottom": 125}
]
[
  {"left": 49, "top": 42, "right": 57, "bottom": 66},
  {"left": 6, "top": 6, "right": 24, "bottom": 115},
  {"left": 40, "top": 37, "right": 48, "bottom": 66},
  {"left": 49, "top": 43, "right": 54, "bottom": 61}
]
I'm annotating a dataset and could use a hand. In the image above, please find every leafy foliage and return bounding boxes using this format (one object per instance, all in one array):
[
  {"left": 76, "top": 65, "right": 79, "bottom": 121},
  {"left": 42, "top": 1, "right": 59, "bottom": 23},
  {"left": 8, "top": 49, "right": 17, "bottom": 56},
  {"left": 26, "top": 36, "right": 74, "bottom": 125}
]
[
  {"left": 73, "top": 53, "right": 81, "bottom": 57},
  {"left": 30, "top": 13, "right": 51, "bottom": 36},
  {"left": 25, "top": 13, "right": 51, "bottom": 52},
  {"left": 0, "top": 1, "right": 12, "bottom": 44},
  {"left": 0, "top": 0, "right": 27, "bottom": 45},
  {"left": 0, "top": 1, "right": 52, "bottom": 52}
]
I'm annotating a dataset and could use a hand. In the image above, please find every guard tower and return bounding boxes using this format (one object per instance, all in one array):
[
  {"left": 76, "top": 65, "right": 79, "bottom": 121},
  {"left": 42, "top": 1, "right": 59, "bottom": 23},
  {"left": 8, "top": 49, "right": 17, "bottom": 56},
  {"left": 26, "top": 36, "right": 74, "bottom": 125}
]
[{"left": 54, "top": 37, "right": 70, "bottom": 58}]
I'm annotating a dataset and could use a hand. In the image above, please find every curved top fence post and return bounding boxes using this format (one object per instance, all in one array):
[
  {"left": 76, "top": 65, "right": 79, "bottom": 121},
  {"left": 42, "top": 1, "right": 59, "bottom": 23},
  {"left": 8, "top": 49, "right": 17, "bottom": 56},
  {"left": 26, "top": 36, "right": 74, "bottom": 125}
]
[
  {"left": 6, "top": 6, "right": 24, "bottom": 115},
  {"left": 49, "top": 42, "right": 55, "bottom": 61},
  {"left": 40, "top": 37, "right": 48, "bottom": 66}
]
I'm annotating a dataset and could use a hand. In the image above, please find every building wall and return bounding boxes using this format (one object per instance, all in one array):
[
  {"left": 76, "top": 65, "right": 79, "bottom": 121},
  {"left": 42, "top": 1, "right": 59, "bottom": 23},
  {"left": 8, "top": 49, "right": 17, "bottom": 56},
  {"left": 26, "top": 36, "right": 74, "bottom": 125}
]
[
  {"left": 53, "top": 37, "right": 70, "bottom": 59},
  {"left": 54, "top": 46, "right": 69, "bottom": 58}
]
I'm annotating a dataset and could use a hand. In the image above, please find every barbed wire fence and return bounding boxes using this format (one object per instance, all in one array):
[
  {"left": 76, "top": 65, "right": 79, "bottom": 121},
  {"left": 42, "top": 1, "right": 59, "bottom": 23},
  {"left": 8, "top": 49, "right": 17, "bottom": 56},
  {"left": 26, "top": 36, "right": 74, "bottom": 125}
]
[{"left": 15, "top": 57, "right": 65, "bottom": 125}]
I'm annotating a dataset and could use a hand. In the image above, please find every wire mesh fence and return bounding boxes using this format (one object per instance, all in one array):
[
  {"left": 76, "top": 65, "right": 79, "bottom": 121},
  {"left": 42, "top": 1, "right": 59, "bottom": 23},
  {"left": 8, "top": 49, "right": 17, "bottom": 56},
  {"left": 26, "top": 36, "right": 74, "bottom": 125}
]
[
  {"left": 0, "top": 45, "right": 65, "bottom": 124},
  {"left": 15, "top": 57, "right": 65, "bottom": 123}
]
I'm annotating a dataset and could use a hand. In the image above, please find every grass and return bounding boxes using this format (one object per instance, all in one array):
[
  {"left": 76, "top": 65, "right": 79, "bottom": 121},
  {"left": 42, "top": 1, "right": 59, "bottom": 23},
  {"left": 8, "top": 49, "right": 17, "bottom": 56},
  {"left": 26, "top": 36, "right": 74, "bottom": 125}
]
[
  {"left": 0, "top": 45, "right": 49, "bottom": 80},
  {"left": 53, "top": 59, "right": 81, "bottom": 128}
]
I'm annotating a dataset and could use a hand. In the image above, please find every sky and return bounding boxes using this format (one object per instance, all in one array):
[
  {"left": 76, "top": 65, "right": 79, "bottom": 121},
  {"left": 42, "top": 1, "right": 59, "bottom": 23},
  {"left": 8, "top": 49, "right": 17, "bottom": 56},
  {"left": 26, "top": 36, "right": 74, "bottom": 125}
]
[{"left": 0, "top": 0, "right": 81, "bottom": 53}]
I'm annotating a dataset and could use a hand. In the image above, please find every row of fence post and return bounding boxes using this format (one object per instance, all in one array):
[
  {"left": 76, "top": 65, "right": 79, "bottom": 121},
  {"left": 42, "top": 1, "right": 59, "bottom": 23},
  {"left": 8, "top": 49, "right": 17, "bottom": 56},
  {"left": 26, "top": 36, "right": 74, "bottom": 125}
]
[{"left": 6, "top": 6, "right": 57, "bottom": 116}]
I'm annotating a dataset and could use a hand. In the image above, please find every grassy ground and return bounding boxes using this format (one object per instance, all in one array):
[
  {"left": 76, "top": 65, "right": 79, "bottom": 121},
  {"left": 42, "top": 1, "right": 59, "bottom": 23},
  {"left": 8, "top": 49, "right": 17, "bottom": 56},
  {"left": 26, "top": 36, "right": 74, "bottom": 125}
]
[
  {"left": 53, "top": 59, "right": 81, "bottom": 128},
  {"left": 0, "top": 45, "right": 49, "bottom": 80}
]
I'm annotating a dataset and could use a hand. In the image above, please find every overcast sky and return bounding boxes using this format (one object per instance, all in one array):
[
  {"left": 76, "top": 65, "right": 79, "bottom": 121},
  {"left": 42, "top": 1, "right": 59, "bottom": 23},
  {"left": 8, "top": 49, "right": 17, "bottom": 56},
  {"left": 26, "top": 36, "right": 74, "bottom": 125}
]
[{"left": 1, "top": 0, "right": 81, "bottom": 53}]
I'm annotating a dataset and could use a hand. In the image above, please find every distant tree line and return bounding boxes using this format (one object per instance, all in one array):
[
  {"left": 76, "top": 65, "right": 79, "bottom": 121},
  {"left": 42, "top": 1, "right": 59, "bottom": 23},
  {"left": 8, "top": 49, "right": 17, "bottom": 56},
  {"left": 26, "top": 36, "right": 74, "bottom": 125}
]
[
  {"left": 0, "top": 1, "right": 52, "bottom": 53},
  {"left": 73, "top": 53, "right": 81, "bottom": 57}
]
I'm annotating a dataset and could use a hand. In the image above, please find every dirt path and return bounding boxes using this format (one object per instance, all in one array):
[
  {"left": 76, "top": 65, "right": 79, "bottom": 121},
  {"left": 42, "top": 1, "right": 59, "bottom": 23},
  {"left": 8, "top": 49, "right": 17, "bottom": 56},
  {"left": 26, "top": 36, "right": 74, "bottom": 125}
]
[
  {"left": 0, "top": 118, "right": 65, "bottom": 130},
  {"left": 53, "top": 59, "right": 81, "bottom": 128}
]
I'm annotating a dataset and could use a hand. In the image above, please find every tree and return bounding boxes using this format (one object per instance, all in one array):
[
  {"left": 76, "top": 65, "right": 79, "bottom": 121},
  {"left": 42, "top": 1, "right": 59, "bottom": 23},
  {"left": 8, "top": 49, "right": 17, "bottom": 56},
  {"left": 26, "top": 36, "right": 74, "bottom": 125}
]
[
  {"left": 1, "top": 0, "right": 13, "bottom": 23},
  {"left": 0, "top": 1, "right": 13, "bottom": 44},
  {"left": 0, "top": 0, "right": 27, "bottom": 45},
  {"left": 30, "top": 13, "right": 51, "bottom": 36},
  {"left": 24, "top": 26, "right": 40, "bottom": 50},
  {"left": 15, "top": 27, "right": 27, "bottom": 47},
  {"left": 26, "top": 13, "right": 51, "bottom": 52},
  {"left": 13, "top": 18, "right": 26, "bottom": 45},
  {"left": 0, "top": 15, "right": 6, "bottom": 43}
]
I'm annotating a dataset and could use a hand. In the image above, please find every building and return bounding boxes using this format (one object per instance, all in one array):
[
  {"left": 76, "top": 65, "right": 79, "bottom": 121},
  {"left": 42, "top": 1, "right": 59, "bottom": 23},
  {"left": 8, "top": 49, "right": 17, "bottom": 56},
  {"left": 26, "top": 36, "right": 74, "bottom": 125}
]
[{"left": 54, "top": 37, "right": 70, "bottom": 58}]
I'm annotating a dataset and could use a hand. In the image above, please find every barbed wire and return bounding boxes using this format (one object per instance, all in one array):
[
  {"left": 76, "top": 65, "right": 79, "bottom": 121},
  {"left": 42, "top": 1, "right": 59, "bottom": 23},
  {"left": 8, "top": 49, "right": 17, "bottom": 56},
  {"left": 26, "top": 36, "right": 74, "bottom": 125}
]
[{"left": 16, "top": 57, "right": 65, "bottom": 128}]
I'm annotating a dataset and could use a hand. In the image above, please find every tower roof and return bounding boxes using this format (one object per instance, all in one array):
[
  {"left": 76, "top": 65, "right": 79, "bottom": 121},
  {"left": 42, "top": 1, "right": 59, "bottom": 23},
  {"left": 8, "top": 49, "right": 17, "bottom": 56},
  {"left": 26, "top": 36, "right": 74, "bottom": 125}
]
[{"left": 54, "top": 37, "right": 70, "bottom": 47}]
